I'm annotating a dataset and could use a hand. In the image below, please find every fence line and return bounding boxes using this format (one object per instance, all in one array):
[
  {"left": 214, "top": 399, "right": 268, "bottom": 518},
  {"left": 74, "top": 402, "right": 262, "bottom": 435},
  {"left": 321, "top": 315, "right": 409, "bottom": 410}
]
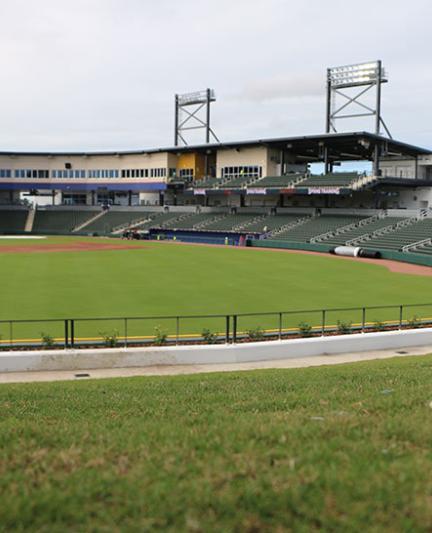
[{"left": 0, "top": 302, "right": 431, "bottom": 350}]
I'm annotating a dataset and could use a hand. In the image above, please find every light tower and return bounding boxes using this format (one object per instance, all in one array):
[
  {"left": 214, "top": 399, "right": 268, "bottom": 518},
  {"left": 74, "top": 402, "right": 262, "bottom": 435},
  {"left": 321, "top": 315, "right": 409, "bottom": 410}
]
[
  {"left": 325, "top": 61, "right": 392, "bottom": 174},
  {"left": 174, "top": 89, "right": 219, "bottom": 146}
]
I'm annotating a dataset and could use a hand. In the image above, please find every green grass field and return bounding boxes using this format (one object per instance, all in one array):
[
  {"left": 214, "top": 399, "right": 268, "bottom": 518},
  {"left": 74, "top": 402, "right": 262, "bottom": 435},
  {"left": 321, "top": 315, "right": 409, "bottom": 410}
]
[
  {"left": 1, "top": 356, "right": 432, "bottom": 531},
  {"left": 0, "top": 236, "right": 431, "bottom": 344}
]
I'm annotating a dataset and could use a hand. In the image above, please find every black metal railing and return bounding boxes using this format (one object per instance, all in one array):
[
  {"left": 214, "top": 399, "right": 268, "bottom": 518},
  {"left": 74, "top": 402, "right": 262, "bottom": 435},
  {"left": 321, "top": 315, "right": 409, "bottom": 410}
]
[{"left": 0, "top": 302, "right": 431, "bottom": 350}]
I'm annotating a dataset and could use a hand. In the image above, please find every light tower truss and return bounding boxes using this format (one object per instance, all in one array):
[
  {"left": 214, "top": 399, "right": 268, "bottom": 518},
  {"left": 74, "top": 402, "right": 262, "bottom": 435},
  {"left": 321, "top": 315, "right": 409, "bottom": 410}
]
[
  {"left": 174, "top": 89, "right": 220, "bottom": 146},
  {"left": 326, "top": 60, "right": 392, "bottom": 138}
]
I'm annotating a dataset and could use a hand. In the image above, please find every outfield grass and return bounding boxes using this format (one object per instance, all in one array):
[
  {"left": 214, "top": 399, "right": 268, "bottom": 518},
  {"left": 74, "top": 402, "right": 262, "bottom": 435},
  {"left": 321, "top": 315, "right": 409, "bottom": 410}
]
[
  {"left": 0, "top": 237, "right": 431, "bottom": 343},
  {"left": 1, "top": 356, "right": 432, "bottom": 530}
]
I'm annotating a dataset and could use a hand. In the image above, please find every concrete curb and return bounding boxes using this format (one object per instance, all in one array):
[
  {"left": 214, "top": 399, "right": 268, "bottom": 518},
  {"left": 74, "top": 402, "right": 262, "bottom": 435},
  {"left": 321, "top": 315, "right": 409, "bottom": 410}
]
[{"left": 0, "top": 328, "right": 432, "bottom": 373}]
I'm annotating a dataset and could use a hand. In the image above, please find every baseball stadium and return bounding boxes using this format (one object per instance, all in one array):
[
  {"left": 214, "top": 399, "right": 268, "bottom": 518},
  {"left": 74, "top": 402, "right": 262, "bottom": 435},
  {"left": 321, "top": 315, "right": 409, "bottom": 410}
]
[
  {"left": 2, "top": 59, "right": 432, "bottom": 531},
  {"left": 1, "top": 62, "right": 432, "bottom": 349}
]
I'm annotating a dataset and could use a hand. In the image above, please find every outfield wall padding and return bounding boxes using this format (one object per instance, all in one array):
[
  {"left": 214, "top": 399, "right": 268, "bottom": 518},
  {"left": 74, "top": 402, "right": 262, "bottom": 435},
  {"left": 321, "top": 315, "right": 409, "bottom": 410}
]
[
  {"left": 249, "top": 240, "right": 432, "bottom": 267},
  {"left": 1, "top": 328, "right": 432, "bottom": 373}
]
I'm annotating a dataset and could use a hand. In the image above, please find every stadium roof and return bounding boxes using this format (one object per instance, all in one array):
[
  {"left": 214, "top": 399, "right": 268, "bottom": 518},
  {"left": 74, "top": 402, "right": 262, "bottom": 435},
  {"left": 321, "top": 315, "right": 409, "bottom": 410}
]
[{"left": 0, "top": 132, "right": 429, "bottom": 161}]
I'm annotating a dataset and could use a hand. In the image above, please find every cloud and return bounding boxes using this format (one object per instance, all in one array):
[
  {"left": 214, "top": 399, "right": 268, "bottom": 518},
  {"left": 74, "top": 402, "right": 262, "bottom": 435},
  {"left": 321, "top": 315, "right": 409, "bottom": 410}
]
[{"left": 236, "top": 75, "right": 324, "bottom": 103}]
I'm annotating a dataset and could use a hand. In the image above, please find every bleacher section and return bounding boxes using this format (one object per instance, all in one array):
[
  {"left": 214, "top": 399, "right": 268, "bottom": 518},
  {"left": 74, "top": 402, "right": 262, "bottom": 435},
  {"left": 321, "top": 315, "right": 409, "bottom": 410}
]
[
  {"left": 165, "top": 213, "right": 217, "bottom": 230},
  {"left": 252, "top": 174, "right": 304, "bottom": 188},
  {"left": 271, "top": 215, "right": 365, "bottom": 243},
  {"left": 192, "top": 177, "right": 220, "bottom": 189},
  {"left": 413, "top": 242, "right": 432, "bottom": 256},
  {"left": 32, "top": 209, "right": 95, "bottom": 233},
  {"left": 297, "top": 173, "right": 360, "bottom": 188},
  {"left": 83, "top": 211, "right": 152, "bottom": 233},
  {"left": 0, "top": 209, "right": 29, "bottom": 233},
  {"left": 198, "top": 214, "right": 259, "bottom": 232},
  {"left": 243, "top": 214, "right": 307, "bottom": 233},
  {"left": 223, "top": 175, "right": 258, "bottom": 188},
  {"left": 362, "top": 218, "right": 432, "bottom": 251},
  {"left": 322, "top": 217, "right": 403, "bottom": 246}
]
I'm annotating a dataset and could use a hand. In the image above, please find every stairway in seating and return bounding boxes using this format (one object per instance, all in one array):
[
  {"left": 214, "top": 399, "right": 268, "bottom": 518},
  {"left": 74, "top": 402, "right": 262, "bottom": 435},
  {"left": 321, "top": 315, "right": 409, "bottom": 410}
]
[
  {"left": 24, "top": 208, "right": 36, "bottom": 232},
  {"left": 73, "top": 211, "right": 107, "bottom": 232}
]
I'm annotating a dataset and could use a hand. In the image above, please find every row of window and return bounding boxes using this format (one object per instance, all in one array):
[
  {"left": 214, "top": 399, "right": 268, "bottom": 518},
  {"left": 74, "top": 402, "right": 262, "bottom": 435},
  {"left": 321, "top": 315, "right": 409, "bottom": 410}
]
[
  {"left": 221, "top": 166, "right": 262, "bottom": 178},
  {"left": 0, "top": 168, "right": 170, "bottom": 179}
]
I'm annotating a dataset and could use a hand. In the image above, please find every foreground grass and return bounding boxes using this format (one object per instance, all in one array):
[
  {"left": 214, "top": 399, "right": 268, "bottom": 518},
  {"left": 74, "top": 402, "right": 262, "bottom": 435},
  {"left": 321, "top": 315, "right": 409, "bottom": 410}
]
[{"left": 1, "top": 356, "right": 432, "bottom": 531}]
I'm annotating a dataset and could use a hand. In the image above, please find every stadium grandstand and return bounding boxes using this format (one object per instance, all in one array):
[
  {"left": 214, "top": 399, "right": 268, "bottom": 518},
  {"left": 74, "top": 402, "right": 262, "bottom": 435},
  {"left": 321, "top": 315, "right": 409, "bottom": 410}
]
[{"left": 1, "top": 61, "right": 432, "bottom": 266}]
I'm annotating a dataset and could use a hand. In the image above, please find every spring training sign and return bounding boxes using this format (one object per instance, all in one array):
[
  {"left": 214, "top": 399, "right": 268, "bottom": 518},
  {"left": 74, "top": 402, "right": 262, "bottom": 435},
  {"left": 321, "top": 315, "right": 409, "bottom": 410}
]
[{"left": 307, "top": 187, "right": 341, "bottom": 195}]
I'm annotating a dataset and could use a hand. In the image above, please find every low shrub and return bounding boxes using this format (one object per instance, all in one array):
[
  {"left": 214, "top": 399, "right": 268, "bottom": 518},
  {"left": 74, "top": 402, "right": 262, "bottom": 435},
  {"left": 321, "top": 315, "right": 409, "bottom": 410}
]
[
  {"left": 298, "top": 321, "right": 313, "bottom": 337},
  {"left": 99, "top": 330, "right": 119, "bottom": 348},
  {"left": 202, "top": 329, "right": 217, "bottom": 344},
  {"left": 246, "top": 326, "right": 265, "bottom": 341},
  {"left": 336, "top": 320, "right": 352, "bottom": 335},
  {"left": 154, "top": 326, "right": 168, "bottom": 346}
]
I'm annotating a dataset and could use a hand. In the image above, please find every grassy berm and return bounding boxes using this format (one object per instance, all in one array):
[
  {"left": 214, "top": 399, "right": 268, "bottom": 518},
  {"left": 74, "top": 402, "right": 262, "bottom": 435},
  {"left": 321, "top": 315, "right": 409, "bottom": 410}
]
[{"left": 1, "top": 356, "right": 432, "bottom": 531}]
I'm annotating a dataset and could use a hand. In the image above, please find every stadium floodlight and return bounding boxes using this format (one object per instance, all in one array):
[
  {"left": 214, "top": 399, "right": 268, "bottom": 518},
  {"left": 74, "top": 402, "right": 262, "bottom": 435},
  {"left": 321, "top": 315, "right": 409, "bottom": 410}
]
[
  {"left": 177, "top": 90, "right": 216, "bottom": 107},
  {"left": 324, "top": 60, "right": 392, "bottom": 177},
  {"left": 174, "top": 88, "right": 219, "bottom": 146},
  {"left": 328, "top": 61, "right": 388, "bottom": 89}
]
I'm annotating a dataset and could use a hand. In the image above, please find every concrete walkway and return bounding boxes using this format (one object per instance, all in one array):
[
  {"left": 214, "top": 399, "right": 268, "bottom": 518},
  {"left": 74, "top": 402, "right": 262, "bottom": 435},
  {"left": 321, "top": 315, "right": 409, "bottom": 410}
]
[{"left": 0, "top": 344, "right": 431, "bottom": 384}]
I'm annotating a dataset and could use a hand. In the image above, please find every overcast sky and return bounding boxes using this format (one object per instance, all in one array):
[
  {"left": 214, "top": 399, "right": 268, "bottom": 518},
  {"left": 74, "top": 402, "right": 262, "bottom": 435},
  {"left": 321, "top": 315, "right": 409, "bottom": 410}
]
[{"left": 0, "top": 0, "right": 431, "bottom": 151}]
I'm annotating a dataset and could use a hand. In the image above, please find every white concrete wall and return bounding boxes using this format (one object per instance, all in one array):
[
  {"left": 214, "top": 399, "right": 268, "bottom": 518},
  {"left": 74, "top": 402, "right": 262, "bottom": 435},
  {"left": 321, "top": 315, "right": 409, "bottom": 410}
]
[
  {"left": 1, "top": 328, "right": 432, "bottom": 373},
  {"left": 216, "top": 146, "right": 269, "bottom": 177}
]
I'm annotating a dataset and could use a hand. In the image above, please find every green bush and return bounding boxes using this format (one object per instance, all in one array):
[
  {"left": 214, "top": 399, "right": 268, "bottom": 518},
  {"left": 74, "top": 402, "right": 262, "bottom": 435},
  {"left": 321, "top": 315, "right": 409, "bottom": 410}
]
[
  {"left": 336, "top": 320, "right": 352, "bottom": 335},
  {"left": 99, "top": 330, "right": 119, "bottom": 348},
  {"left": 298, "top": 321, "right": 313, "bottom": 337},
  {"left": 246, "top": 326, "right": 265, "bottom": 341},
  {"left": 202, "top": 329, "right": 217, "bottom": 344},
  {"left": 154, "top": 326, "right": 168, "bottom": 346},
  {"left": 40, "top": 332, "right": 55, "bottom": 348}
]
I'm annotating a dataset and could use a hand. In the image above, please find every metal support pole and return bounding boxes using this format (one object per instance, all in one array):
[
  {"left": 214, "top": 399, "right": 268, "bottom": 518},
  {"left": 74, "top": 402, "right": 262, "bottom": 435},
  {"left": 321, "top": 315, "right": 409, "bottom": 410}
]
[
  {"left": 375, "top": 61, "right": 382, "bottom": 135},
  {"left": 124, "top": 318, "right": 128, "bottom": 348},
  {"left": 325, "top": 68, "right": 332, "bottom": 133},
  {"left": 324, "top": 146, "right": 330, "bottom": 175},
  {"left": 9, "top": 321, "right": 13, "bottom": 346},
  {"left": 225, "top": 316, "right": 230, "bottom": 344},
  {"left": 233, "top": 315, "right": 237, "bottom": 344},
  {"left": 362, "top": 308, "right": 366, "bottom": 333},
  {"left": 65, "top": 320, "right": 69, "bottom": 349},
  {"left": 176, "top": 317, "right": 179, "bottom": 346},
  {"left": 399, "top": 305, "right": 403, "bottom": 330},
  {"left": 321, "top": 310, "right": 326, "bottom": 336},
  {"left": 206, "top": 89, "right": 211, "bottom": 144},
  {"left": 71, "top": 320, "right": 75, "bottom": 348},
  {"left": 278, "top": 313, "right": 282, "bottom": 340},
  {"left": 174, "top": 94, "right": 179, "bottom": 146}
]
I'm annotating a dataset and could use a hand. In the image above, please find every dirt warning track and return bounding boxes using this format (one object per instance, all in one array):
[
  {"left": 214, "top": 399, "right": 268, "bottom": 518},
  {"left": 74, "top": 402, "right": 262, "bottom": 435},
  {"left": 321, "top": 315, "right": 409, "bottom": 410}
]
[{"left": 0, "top": 241, "right": 144, "bottom": 254}]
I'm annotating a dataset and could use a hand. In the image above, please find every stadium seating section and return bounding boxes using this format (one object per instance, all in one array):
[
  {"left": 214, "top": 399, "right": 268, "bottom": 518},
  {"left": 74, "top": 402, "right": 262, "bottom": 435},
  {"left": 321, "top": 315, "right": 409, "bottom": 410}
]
[
  {"left": 362, "top": 218, "right": 432, "bottom": 251},
  {"left": 322, "top": 217, "right": 403, "bottom": 246},
  {"left": 252, "top": 175, "right": 304, "bottom": 188},
  {"left": 32, "top": 209, "right": 96, "bottom": 233},
  {"left": 271, "top": 215, "right": 365, "bottom": 243},
  {"left": 0, "top": 209, "right": 28, "bottom": 233},
  {"left": 297, "top": 173, "right": 360, "bottom": 188},
  {"left": 83, "top": 211, "right": 152, "bottom": 233}
]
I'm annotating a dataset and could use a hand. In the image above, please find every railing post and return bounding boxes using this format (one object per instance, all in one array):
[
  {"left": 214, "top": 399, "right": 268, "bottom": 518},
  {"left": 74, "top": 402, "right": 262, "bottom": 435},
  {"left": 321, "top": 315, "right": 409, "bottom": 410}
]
[
  {"left": 176, "top": 317, "right": 179, "bottom": 346},
  {"left": 362, "top": 307, "right": 366, "bottom": 333},
  {"left": 278, "top": 312, "right": 282, "bottom": 340},
  {"left": 321, "top": 310, "right": 326, "bottom": 336},
  {"left": 233, "top": 315, "right": 237, "bottom": 344},
  {"left": 64, "top": 319, "right": 69, "bottom": 349},
  {"left": 399, "top": 305, "right": 403, "bottom": 330},
  {"left": 124, "top": 318, "right": 128, "bottom": 348},
  {"left": 9, "top": 321, "right": 13, "bottom": 347},
  {"left": 225, "top": 315, "right": 230, "bottom": 344},
  {"left": 71, "top": 319, "right": 75, "bottom": 348}
]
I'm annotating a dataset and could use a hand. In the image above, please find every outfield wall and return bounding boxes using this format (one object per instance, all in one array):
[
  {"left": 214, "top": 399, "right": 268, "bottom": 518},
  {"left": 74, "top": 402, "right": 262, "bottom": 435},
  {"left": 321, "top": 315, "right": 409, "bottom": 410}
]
[
  {"left": 249, "top": 239, "right": 432, "bottom": 266},
  {"left": 1, "top": 328, "right": 432, "bottom": 373}
]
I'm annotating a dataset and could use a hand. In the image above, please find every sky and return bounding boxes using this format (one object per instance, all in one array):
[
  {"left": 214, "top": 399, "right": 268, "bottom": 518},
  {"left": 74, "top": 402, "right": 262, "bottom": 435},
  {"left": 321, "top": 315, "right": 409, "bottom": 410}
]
[{"left": 0, "top": 0, "right": 431, "bottom": 151}]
